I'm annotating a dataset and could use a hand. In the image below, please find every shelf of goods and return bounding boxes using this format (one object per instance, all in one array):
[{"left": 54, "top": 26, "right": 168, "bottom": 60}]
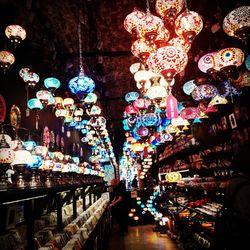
[{"left": 0, "top": 183, "right": 110, "bottom": 250}]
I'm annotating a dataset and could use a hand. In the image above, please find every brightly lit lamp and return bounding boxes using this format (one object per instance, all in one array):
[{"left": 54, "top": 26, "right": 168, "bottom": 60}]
[
  {"left": 28, "top": 154, "right": 43, "bottom": 187},
  {"left": 12, "top": 140, "right": 32, "bottom": 188},
  {"left": 124, "top": 9, "right": 146, "bottom": 40},
  {"left": 223, "top": 6, "right": 250, "bottom": 44},
  {"left": 155, "top": 0, "right": 184, "bottom": 25},
  {"left": 23, "top": 71, "right": 39, "bottom": 88},
  {"left": 19, "top": 67, "right": 30, "bottom": 78},
  {"left": 5, "top": 24, "right": 26, "bottom": 48},
  {"left": 175, "top": 10, "right": 203, "bottom": 43},
  {"left": 198, "top": 52, "right": 218, "bottom": 79},
  {"left": 147, "top": 45, "right": 188, "bottom": 84},
  {"left": 131, "top": 39, "right": 155, "bottom": 64},
  {"left": 0, "top": 51, "right": 15, "bottom": 73},
  {"left": 36, "top": 90, "right": 51, "bottom": 107},
  {"left": 27, "top": 98, "right": 43, "bottom": 130},
  {"left": 44, "top": 77, "right": 61, "bottom": 95}
]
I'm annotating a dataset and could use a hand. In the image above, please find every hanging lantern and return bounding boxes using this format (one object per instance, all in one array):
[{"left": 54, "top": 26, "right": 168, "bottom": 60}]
[
  {"left": 166, "top": 95, "right": 178, "bottom": 119},
  {"left": 36, "top": 90, "right": 51, "bottom": 106},
  {"left": 133, "top": 98, "right": 151, "bottom": 109},
  {"left": 124, "top": 9, "right": 146, "bottom": 38},
  {"left": 135, "top": 127, "right": 149, "bottom": 138},
  {"left": 183, "top": 80, "right": 197, "bottom": 95},
  {"left": 146, "top": 85, "right": 167, "bottom": 100},
  {"left": 147, "top": 46, "right": 188, "bottom": 83},
  {"left": 125, "top": 92, "right": 140, "bottom": 103},
  {"left": 5, "top": 24, "right": 26, "bottom": 47},
  {"left": 165, "top": 172, "right": 182, "bottom": 182},
  {"left": 84, "top": 93, "right": 97, "bottom": 104},
  {"left": 23, "top": 71, "right": 40, "bottom": 88},
  {"left": 29, "top": 155, "right": 43, "bottom": 168},
  {"left": 27, "top": 98, "right": 43, "bottom": 110},
  {"left": 134, "top": 70, "right": 152, "bottom": 91},
  {"left": 245, "top": 55, "right": 250, "bottom": 71},
  {"left": 175, "top": 10, "right": 203, "bottom": 43},
  {"left": 215, "top": 47, "right": 244, "bottom": 75},
  {"left": 125, "top": 105, "right": 139, "bottom": 115},
  {"left": 155, "top": 0, "right": 184, "bottom": 24},
  {"left": 136, "top": 13, "right": 165, "bottom": 43},
  {"left": 209, "top": 95, "right": 228, "bottom": 106},
  {"left": 54, "top": 97, "right": 64, "bottom": 109},
  {"left": 0, "top": 51, "right": 15, "bottom": 72},
  {"left": 191, "top": 86, "right": 203, "bottom": 101},
  {"left": 198, "top": 52, "right": 217, "bottom": 74},
  {"left": 131, "top": 39, "right": 155, "bottom": 63},
  {"left": 223, "top": 6, "right": 250, "bottom": 42},
  {"left": 63, "top": 98, "right": 74, "bottom": 108},
  {"left": 68, "top": 75, "right": 95, "bottom": 95},
  {"left": 44, "top": 77, "right": 61, "bottom": 93},
  {"left": 199, "top": 84, "right": 218, "bottom": 99},
  {"left": 141, "top": 113, "right": 161, "bottom": 127},
  {"left": 86, "top": 105, "right": 101, "bottom": 116},
  {"left": 19, "top": 68, "right": 30, "bottom": 78},
  {"left": 180, "top": 107, "right": 199, "bottom": 120}
]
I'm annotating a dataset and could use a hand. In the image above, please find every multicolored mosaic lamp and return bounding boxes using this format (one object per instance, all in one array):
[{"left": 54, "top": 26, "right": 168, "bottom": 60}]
[
  {"left": 44, "top": 77, "right": 61, "bottom": 93},
  {"left": 0, "top": 51, "right": 15, "bottom": 72},
  {"left": 223, "top": 6, "right": 250, "bottom": 43},
  {"left": 5, "top": 24, "right": 26, "bottom": 48}
]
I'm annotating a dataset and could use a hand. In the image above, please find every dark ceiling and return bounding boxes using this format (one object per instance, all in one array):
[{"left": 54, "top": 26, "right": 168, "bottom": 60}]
[{"left": 0, "top": 0, "right": 248, "bottom": 156}]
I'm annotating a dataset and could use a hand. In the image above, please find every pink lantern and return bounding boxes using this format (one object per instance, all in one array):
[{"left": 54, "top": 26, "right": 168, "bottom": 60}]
[
  {"left": 136, "top": 13, "right": 165, "bottom": 43},
  {"left": 198, "top": 52, "right": 217, "bottom": 74},
  {"left": 155, "top": 0, "right": 184, "bottom": 24},
  {"left": 166, "top": 95, "right": 178, "bottom": 119},
  {"left": 125, "top": 105, "right": 139, "bottom": 115},
  {"left": 154, "top": 26, "right": 170, "bottom": 48},
  {"left": 133, "top": 98, "right": 151, "bottom": 109},
  {"left": 124, "top": 9, "right": 146, "bottom": 38},
  {"left": 147, "top": 45, "right": 188, "bottom": 82},
  {"left": 175, "top": 10, "right": 203, "bottom": 42},
  {"left": 131, "top": 39, "right": 155, "bottom": 63},
  {"left": 180, "top": 107, "right": 199, "bottom": 120}
]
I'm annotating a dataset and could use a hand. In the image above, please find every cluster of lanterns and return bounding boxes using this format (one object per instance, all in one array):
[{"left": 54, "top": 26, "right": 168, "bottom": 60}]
[
  {"left": 0, "top": 127, "right": 104, "bottom": 188},
  {"left": 121, "top": 2, "right": 250, "bottom": 182},
  {"left": 0, "top": 24, "right": 26, "bottom": 73}
]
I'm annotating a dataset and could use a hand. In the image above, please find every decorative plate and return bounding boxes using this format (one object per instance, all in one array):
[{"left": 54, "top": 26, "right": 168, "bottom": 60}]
[{"left": 10, "top": 104, "right": 21, "bottom": 128}]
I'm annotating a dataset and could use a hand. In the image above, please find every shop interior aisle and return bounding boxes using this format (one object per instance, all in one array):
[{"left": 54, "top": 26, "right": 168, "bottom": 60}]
[{"left": 108, "top": 224, "right": 178, "bottom": 250}]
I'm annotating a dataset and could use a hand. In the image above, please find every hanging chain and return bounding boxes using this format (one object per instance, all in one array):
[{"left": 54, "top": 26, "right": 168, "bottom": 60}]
[
  {"left": 184, "top": 0, "right": 188, "bottom": 10},
  {"left": 78, "top": 0, "right": 84, "bottom": 74},
  {"left": 146, "top": 0, "right": 150, "bottom": 14}
]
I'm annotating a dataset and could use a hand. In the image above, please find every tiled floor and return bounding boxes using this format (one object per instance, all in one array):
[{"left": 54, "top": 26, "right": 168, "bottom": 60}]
[{"left": 108, "top": 224, "right": 178, "bottom": 250}]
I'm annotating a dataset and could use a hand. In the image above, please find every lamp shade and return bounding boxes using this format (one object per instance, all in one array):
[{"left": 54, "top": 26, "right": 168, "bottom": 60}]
[
  {"left": 198, "top": 52, "right": 217, "bottom": 73},
  {"left": 147, "top": 46, "right": 188, "bottom": 82},
  {"left": 36, "top": 90, "right": 51, "bottom": 106},
  {"left": 27, "top": 98, "right": 43, "bottom": 110},
  {"left": 12, "top": 142, "right": 32, "bottom": 166},
  {"left": 29, "top": 155, "right": 43, "bottom": 168},
  {"left": 5, "top": 24, "right": 26, "bottom": 46},
  {"left": 23, "top": 140, "right": 37, "bottom": 151},
  {"left": 19, "top": 68, "right": 30, "bottom": 78},
  {"left": 131, "top": 39, "right": 155, "bottom": 63},
  {"left": 175, "top": 10, "right": 203, "bottom": 42},
  {"left": 86, "top": 105, "right": 101, "bottom": 116},
  {"left": 136, "top": 13, "right": 165, "bottom": 42},
  {"left": 183, "top": 80, "right": 197, "bottom": 95},
  {"left": 215, "top": 47, "right": 244, "bottom": 72},
  {"left": 68, "top": 75, "right": 95, "bottom": 94},
  {"left": 124, "top": 9, "right": 146, "bottom": 35},
  {"left": 23, "top": 72, "right": 40, "bottom": 87},
  {"left": 63, "top": 98, "right": 74, "bottom": 107},
  {"left": 0, "top": 51, "right": 15, "bottom": 70},
  {"left": 223, "top": 6, "right": 250, "bottom": 41},
  {"left": 146, "top": 85, "right": 167, "bottom": 99},
  {"left": 44, "top": 77, "right": 61, "bottom": 91},
  {"left": 84, "top": 93, "right": 97, "bottom": 104},
  {"left": 168, "top": 36, "right": 191, "bottom": 53},
  {"left": 155, "top": 0, "right": 184, "bottom": 22},
  {"left": 141, "top": 113, "right": 161, "bottom": 127},
  {"left": 125, "top": 92, "right": 140, "bottom": 102}
]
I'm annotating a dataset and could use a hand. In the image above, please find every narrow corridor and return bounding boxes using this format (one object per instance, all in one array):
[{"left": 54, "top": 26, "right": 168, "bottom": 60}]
[{"left": 108, "top": 224, "right": 178, "bottom": 250}]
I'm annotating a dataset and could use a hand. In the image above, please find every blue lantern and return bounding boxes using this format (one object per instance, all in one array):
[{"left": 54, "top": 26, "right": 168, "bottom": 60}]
[
  {"left": 141, "top": 113, "right": 161, "bottom": 127},
  {"left": 27, "top": 98, "right": 43, "bottom": 110},
  {"left": 68, "top": 75, "right": 95, "bottom": 94},
  {"left": 24, "top": 141, "right": 37, "bottom": 151},
  {"left": 44, "top": 77, "right": 61, "bottom": 91},
  {"left": 125, "top": 91, "right": 139, "bottom": 103},
  {"left": 29, "top": 155, "right": 43, "bottom": 168}
]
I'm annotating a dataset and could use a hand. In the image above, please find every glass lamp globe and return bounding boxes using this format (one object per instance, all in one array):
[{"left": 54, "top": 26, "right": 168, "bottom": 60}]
[
  {"left": 68, "top": 75, "right": 95, "bottom": 95},
  {"left": 44, "top": 77, "right": 61, "bottom": 93},
  {"left": 223, "top": 6, "right": 250, "bottom": 42},
  {"left": 84, "top": 93, "right": 97, "bottom": 104},
  {"left": 27, "top": 98, "right": 43, "bottom": 110},
  {"left": 5, "top": 24, "right": 26, "bottom": 47},
  {"left": 12, "top": 141, "right": 32, "bottom": 167},
  {"left": 23, "top": 72, "right": 40, "bottom": 88},
  {"left": 0, "top": 136, "right": 14, "bottom": 164},
  {"left": 146, "top": 85, "right": 167, "bottom": 99},
  {"left": 36, "top": 90, "right": 51, "bottom": 106},
  {"left": 0, "top": 51, "right": 15, "bottom": 72}
]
